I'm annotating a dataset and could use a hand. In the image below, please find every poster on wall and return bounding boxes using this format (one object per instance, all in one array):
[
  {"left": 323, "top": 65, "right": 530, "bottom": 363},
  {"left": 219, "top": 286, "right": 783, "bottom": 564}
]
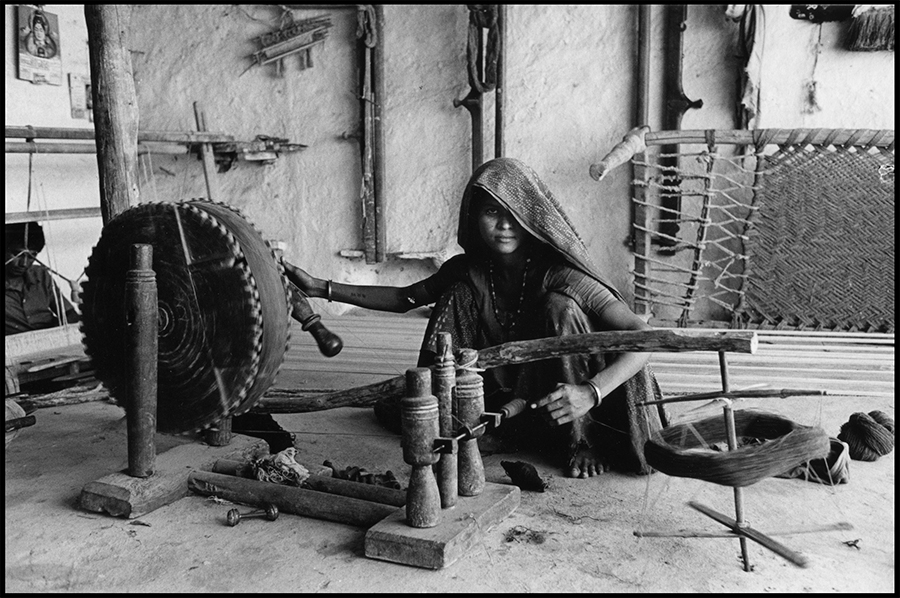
[{"left": 17, "top": 6, "right": 63, "bottom": 86}]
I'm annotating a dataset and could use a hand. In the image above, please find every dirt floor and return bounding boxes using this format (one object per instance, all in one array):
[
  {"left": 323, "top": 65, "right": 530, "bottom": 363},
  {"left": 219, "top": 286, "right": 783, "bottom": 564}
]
[{"left": 4, "top": 386, "right": 894, "bottom": 594}]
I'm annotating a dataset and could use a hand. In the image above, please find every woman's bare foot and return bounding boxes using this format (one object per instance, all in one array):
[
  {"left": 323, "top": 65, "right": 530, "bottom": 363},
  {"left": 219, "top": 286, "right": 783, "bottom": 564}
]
[{"left": 567, "top": 443, "right": 608, "bottom": 478}]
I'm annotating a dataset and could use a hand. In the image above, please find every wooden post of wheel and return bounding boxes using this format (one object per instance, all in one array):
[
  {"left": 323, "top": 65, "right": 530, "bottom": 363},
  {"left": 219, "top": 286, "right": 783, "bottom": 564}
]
[{"left": 126, "top": 244, "right": 157, "bottom": 478}]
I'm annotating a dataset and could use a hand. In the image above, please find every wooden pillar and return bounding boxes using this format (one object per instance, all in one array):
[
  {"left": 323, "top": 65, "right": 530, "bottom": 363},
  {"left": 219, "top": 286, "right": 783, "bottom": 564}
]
[
  {"left": 126, "top": 244, "right": 158, "bottom": 477},
  {"left": 85, "top": 5, "right": 140, "bottom": 224}
]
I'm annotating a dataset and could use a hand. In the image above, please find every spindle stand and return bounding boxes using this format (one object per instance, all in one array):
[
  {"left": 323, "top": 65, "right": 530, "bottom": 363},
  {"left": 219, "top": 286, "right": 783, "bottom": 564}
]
[
  {"left": 78, "top": 244, "right": 265, "bottom": 519},
  {"left": 635, "top": 351, "right": 852, "bottom": 571},
  {"left": 365, "top": 342, "right": 520, "bottom": 570}
]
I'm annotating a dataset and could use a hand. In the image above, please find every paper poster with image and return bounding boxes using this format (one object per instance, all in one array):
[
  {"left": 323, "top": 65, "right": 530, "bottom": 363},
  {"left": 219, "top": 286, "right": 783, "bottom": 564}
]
[{"left": 17, "top": 6, "right": 63, "bottom": 86}]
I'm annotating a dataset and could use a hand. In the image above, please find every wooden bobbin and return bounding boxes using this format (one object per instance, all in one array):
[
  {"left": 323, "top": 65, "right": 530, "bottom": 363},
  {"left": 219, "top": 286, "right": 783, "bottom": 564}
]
[
  {"left": 434, "top": 333, "right": 458, "bottom": 509},
  {"left": 455, "top": 349, "right": 485, "bottom": 497},
  {"left": 401, "top": 368, "right": 441, "bottom": 528}
]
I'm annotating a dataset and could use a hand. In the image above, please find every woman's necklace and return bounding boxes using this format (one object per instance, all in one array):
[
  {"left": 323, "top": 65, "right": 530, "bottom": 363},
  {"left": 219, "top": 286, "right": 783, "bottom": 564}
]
[{"left": 488, "top": 257, "right": 530, "bottom": 334}]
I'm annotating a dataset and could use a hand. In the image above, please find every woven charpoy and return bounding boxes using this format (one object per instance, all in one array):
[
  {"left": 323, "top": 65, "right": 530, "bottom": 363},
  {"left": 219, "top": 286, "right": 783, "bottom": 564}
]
[
  {"left": 644, "top": 410, "right": 830, "bottom": 487},
  {"left": 740, "top": 140, "right": 894, "bottom": 331}
]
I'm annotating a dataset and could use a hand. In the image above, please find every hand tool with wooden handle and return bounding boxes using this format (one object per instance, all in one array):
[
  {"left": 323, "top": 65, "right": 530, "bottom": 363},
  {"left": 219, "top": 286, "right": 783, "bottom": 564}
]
[{"left": 288, "top": 283, "right": 343, "bottom": 357}]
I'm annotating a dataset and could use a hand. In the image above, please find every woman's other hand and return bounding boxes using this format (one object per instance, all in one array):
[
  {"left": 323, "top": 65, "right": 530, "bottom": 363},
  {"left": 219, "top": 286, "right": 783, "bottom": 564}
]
[{"left": 532, "top": 382, "right": 597, "bottom": 426}]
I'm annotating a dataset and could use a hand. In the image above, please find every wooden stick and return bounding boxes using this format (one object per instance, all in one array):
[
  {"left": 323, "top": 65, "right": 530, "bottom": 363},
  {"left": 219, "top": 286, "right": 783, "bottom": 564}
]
[
  {"left": 188, "top": 470, "right": 397, "bottom": 528},
  {"left": 636, "top": 388, "right": 828, "bottom": 407},
  {"left": 255, "top": 329, "right": 757, "bottom": 414},
  {"left": 635, "top": 521, "right": 853, "bottom": 538},
  {"left": 642, "top": 128, "right": 893, "bottom": 149},
  {"left": 212, "top": 459, "right": 406, "bottom": 507},
  {"left": 6, "top": 125, "right": 234, "bottom": 143},
  {"left": 477, "top": 329, "right": 758, "bottom": 367},
  {"left": 193, "top": 101, "right": 220, "bottom": 201},
  {"left": 688, "top": 501, "right": 809, "bottom": 568}
]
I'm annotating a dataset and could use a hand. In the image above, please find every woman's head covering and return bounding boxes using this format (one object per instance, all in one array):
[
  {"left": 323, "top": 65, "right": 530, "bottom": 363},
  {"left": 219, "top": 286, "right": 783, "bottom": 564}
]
[
  {"left": 457, "top": 157, "right": 623, "bottom": 300},
  {"left": 5, "top": 221, "right": 46, "bottom": 253}
]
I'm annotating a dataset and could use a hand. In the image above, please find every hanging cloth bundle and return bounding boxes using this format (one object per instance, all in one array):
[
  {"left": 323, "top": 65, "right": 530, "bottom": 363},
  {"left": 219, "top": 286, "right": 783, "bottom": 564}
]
[{"left": 465, "top": 4, "right": 500, "bottom": 93}]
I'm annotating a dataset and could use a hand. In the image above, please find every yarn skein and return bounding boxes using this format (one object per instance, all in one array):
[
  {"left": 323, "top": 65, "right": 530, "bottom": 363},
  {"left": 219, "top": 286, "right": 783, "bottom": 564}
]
[{"left": 837, "top": 411, "right": 894, "bottom": 461}]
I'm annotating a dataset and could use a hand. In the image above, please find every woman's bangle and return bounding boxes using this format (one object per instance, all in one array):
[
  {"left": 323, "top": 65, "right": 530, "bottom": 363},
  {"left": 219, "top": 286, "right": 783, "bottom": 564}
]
[
  {"left": 326, "top": 280, "right": 333, "bottom": 303},
  {"left": 585, "top": 380, "right": 602, "bottom": 409}
]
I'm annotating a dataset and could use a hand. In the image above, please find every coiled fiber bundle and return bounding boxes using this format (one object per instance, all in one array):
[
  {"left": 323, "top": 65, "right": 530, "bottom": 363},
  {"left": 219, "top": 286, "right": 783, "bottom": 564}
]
[
  {"left": 838, "top": 411, "right": 894, "bottom": 461},
  {"left": 645, "top": 410, "right": 830, "bottom": 488}
]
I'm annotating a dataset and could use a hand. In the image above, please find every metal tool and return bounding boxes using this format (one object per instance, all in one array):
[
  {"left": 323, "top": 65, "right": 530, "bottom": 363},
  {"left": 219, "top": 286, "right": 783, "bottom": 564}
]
[{"left": 226, "top": 504, "right": 279, "bottom": 527}]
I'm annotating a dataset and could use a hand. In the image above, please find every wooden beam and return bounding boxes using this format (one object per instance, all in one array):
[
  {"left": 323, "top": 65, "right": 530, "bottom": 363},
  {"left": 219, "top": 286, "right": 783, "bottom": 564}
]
[
  {"left": 84, "top": 5, "right": 140, "bottom": 223},
  {"left": 256, "top": 329, "right": 758, "bottom": 413},
  {"left": 476, "top": 329, "right": 758, "bottom": 369},
  {"left": 643, "top": 128, "right": 894, "bottom": 148},
  {"left": 5, "top": 208, "right": 103, "bottom": 224},
  {"left": 6, "top": 125, "right": 234, "bottom": 144},
  {"left": 188, "top": 470, "right": 397, "bottom": 528}
]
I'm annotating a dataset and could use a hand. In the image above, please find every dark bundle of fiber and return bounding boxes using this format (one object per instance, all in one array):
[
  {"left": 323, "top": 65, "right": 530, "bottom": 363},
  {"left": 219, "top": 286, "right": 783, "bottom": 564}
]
[
  {"left": 644, "top": 410, "right": 830, "bottom": 488},
  {"left": 848, "top": 5, "right": 895, "bottom": 52},
  {"left": 837, "top": 411, "right": 894, "bottom": 461},
  {"left": 501, "top": 460, "right": 549, "bottom": 492}
]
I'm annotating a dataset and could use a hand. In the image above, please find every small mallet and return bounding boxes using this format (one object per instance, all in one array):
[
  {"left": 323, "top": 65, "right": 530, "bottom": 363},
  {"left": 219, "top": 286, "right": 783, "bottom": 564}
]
[{"left": 226, "top": 504, "right": 279, "bottom": 527}]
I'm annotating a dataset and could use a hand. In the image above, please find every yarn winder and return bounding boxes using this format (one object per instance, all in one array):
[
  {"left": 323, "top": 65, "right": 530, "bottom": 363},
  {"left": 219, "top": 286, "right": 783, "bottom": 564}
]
[{"left": 635, "top": 352, "right": 854, "bottom": 571}]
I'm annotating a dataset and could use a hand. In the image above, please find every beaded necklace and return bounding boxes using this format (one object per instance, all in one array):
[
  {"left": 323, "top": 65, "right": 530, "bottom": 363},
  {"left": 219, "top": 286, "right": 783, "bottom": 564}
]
[{"left": 488, "top": 257, "right": 530, "bottom": 334}]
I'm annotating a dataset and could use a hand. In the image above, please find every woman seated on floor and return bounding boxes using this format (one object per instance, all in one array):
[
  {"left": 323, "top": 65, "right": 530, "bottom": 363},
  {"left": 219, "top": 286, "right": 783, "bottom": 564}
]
[{"left": 284, "top": 158, "right": 668, "bottom": 478}]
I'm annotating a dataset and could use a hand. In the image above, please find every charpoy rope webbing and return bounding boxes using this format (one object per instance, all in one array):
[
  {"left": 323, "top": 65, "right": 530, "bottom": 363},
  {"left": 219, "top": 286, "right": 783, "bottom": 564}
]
[{"left": 627, "top": 127, "right": 894, "bottom": 331}]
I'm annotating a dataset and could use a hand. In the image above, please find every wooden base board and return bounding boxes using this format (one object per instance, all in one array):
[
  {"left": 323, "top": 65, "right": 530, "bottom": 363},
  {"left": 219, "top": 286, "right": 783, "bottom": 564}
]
[
  {"left": 364, "top": 482, "right": 520, "bottom": 570},
  {"left": 78, "top": 434, "right": 268, "bottom": 519}
]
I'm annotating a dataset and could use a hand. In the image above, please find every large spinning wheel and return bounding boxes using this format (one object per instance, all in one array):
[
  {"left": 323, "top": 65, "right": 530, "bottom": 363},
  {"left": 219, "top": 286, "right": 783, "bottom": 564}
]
[{"left": 81, "top": 200, "right": 291, "bottom": 434}]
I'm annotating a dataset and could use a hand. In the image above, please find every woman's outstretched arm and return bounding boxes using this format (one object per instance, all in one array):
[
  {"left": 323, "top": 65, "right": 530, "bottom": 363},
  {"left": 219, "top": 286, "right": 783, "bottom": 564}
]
[{"left": 282, "top": 260, "right": 435, "bottom": 313}]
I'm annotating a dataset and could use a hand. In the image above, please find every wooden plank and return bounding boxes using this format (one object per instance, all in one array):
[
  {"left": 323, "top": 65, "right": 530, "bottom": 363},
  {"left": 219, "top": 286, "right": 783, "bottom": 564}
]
[
  {"left": 78, "top": 434, "right": 265, "bottom": 518},
  {"left": 650, "top": 364, "right": 894, "bottom": 383},
  {"left": 365, "top": 482, "right": 520, "bottom": 569},
  {"left": 5, "top": 325, "right": 84, "bottom": 365}
]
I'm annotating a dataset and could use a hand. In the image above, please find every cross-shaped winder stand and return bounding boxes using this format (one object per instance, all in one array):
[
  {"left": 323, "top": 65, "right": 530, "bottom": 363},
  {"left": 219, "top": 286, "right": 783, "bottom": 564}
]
[{"left": 633, "top": 351, "right": 854, "bottom": 571}]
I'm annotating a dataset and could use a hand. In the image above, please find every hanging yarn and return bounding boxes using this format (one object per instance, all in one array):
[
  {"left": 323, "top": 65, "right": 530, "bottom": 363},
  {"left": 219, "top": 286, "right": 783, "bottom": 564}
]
[{"left": 838, "top": 411, "right": 895, "bottom": 461}]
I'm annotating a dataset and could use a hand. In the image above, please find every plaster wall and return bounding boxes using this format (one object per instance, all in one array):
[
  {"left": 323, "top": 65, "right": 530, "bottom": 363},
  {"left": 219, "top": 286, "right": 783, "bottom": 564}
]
[{"left": 5, "top": 5, "right": 894, "bottom": 321}]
